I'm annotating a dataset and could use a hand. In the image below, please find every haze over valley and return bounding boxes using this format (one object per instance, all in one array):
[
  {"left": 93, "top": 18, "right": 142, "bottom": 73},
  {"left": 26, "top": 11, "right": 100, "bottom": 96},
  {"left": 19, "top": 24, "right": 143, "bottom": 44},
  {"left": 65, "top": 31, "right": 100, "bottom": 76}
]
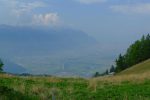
[
  {"left": 0, "top": 0, "right": 150, "bottom": 77},
  {"left": 0, "top": 25, "right": 114, "bottom": 77},
  {"left": 1, "top": 1, "right": 150, "bottom": 99}
]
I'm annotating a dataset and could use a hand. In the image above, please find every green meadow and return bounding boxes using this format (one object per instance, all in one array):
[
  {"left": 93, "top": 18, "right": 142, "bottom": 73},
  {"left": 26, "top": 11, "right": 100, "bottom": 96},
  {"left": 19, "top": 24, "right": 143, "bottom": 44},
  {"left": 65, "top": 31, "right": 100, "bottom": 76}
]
[{"left": 1, "top": 72, "right": 150, "bottom": 100}]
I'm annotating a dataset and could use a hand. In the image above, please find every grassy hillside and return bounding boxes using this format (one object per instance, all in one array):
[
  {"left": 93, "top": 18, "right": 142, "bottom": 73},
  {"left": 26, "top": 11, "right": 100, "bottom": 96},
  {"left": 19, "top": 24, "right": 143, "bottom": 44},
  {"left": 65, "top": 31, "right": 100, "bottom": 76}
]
[
  {"left": 1, "top": 72, "right": 150, "bottom": 100},
  {"left": 118, "top": 59, "right": 150, "bottom": 75}
]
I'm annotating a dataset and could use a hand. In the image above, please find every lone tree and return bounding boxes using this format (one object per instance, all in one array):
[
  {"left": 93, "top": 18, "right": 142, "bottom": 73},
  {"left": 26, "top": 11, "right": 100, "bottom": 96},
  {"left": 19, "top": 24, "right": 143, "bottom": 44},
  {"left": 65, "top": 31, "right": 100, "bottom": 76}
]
[{"left": 0, "top": 59, "right": 4, "bottom": 72}]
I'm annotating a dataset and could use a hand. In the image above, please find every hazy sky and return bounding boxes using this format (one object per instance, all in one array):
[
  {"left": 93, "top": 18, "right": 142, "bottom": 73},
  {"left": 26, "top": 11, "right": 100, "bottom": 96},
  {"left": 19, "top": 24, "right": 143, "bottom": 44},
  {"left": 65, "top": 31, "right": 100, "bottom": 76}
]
[{"left": 0, "top": 0, "right": 150, "bottom": 52}]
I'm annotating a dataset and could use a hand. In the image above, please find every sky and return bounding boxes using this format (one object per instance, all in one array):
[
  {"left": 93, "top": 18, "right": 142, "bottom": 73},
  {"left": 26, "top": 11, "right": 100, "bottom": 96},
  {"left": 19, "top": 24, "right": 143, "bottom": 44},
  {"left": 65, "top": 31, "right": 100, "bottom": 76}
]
[{"left": 1, "top": 0, "right": 150, "bottom": 53}]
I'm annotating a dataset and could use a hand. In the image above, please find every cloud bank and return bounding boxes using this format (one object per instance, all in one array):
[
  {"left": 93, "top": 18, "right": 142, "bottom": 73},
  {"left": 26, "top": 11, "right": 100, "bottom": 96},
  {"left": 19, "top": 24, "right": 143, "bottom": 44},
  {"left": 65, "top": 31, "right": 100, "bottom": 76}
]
[{"left": 0, "top": 0, "right": 60, "bottom": 26}]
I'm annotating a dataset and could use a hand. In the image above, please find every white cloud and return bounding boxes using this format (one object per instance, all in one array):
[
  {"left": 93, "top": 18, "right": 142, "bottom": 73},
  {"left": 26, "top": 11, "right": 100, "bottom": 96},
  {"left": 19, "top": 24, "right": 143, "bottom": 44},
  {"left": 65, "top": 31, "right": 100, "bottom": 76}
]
[
  {"left": 12, "top": 1, "right": 46, "bottom": 17},
  {"left": 32, "top": 13, "right": 60, "bottom": 26},
  {"left": 75, "top": 0, "right": 107, "bottom": 4},
  {"left": 0, "top": 0, "right": 61, "bottom": 26},
  {"left": 111, "top": 3, "right": 150, "bottom": 14}
]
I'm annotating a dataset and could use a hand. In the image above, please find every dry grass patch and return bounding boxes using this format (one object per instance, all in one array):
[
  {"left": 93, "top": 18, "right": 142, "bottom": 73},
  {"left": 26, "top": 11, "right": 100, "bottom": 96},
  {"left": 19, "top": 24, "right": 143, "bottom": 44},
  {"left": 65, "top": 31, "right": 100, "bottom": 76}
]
[
  {"left": 92, "top": 72, "right": 150, "bottom": 84},
  {"left": 88, "top": 72, "right": 150, "bottom": 91},
  {"left": 0, "top": 73, "right": 15, "bottom": 78}
]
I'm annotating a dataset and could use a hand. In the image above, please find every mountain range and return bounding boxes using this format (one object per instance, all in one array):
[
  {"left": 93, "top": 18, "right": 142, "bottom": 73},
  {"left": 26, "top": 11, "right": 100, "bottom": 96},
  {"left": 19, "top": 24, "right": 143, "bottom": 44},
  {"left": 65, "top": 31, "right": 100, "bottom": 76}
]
[{"left": 0, "top": 25, "right": 114, "bottom": 77}]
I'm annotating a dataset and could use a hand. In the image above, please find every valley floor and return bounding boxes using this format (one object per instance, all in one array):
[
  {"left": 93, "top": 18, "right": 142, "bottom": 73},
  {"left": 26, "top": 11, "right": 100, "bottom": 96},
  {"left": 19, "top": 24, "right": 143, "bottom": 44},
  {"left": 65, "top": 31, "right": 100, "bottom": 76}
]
[{"left": 0, "top": 73, "right": 150, "bottom": 100}]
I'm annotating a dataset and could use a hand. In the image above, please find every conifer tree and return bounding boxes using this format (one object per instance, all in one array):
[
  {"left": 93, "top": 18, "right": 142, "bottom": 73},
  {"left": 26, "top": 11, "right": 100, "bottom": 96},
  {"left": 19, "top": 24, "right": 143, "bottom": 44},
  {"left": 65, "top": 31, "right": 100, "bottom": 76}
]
[
  {"left": 0, "top": 59, "right": 4, "bottom": 72},
  {"left": 115, "top": 34, "right": 150, "bottom": 73},
  {"left": 110, "top": 65, "right": 115, "bottom": 73}
]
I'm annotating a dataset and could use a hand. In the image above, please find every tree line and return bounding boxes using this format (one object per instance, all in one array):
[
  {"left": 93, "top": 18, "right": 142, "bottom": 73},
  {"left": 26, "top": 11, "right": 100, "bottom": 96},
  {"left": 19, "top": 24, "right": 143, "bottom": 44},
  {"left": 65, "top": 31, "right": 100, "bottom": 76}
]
[
  {"left": 94, "top": 34, "right": 150, "bottom": 77},
  {"left": 115, "top": 34, "right": 150, "bottom": 73},
  {"left": 93, "top": 65, "right": 115, "bottom": 77}
]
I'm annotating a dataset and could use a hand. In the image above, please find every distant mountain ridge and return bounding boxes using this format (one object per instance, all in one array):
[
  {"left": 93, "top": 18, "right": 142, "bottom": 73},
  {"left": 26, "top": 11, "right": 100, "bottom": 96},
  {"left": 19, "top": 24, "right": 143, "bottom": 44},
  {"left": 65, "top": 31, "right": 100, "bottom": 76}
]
[
  {"left": 3, "top": 59, "right": 27, "bottom": 74},
  {"left": 0, "top": 25, "right": 112, "bottom": 77},
  {"left": 0, "top": 25, "right": 97, "bottom": 56}
]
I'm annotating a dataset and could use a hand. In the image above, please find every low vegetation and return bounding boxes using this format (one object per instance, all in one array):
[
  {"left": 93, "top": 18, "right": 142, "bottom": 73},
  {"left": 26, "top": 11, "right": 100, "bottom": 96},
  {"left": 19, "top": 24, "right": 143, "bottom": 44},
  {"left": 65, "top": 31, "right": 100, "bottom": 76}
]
[{"left": 0, "top": 71, "right": 150, "bottom": 100}]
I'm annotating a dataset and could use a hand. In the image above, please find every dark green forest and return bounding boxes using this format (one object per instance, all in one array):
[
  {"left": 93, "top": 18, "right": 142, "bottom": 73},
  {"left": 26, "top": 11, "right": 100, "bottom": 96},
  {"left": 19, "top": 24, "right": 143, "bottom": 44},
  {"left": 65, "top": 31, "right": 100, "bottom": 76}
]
[
  {"left": 115, "top": 34, "right": 150, "bottom": 73},
  {"left": 94, "top": 34, "right": 150, "bottom": 77}
]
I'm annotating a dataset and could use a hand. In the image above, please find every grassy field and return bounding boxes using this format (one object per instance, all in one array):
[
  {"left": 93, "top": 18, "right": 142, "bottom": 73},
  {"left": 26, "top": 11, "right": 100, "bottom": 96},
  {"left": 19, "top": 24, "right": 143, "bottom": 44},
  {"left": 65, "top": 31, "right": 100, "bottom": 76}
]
[
  {"left": 0, "top": 72, "right": 150, "bottom": 100},
  {"left": 0, "top": 59, "right": 150, "bottom": 100},
  {"left": 118, "top": 59, "right": 150, "bottom": 75}
]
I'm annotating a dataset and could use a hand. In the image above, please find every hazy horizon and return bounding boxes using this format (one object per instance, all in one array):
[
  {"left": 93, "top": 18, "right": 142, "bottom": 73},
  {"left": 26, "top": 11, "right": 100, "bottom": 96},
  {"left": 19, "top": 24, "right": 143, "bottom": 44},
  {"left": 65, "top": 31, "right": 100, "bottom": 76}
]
[
  {"left": 0, "top": 0, "right": 150, "bottom": 77},
  {"left": 1, "top": 0, "right": 150, "bottom": 52}
]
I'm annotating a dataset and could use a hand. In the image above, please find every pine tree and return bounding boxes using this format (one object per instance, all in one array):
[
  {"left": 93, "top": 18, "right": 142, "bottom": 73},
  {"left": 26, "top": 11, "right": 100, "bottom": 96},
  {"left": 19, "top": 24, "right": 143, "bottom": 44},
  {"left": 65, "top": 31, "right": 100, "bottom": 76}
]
[
  {"left": 110, "top": 65, "right": 115, "bottom": 73},
  {"left": 115, "top": 54, "right": 126, "bottom": 72},
  {"left": 0, "top": 59, "right": 4, "bottom": 72},
  {"left": 115, "top": 34, "right": 150, "bottom": 73},
  {"left": 93, "top": 72, "right": 99, "bottom": 77},
  {"left": 105, "top": 69, "right": 109, "bottom": 75}
]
